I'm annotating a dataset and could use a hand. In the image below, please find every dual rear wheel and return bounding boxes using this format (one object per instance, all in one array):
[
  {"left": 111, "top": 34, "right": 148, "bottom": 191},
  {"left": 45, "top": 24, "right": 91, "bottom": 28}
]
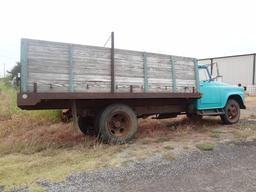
[{"left": 78, "top": 104, "right": 138, "bottom": 143}]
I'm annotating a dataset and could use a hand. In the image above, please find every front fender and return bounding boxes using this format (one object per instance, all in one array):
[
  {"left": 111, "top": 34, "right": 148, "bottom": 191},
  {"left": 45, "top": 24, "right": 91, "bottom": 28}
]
[{"left": 222, "top": 92, "right": 246, "bottom": 109}]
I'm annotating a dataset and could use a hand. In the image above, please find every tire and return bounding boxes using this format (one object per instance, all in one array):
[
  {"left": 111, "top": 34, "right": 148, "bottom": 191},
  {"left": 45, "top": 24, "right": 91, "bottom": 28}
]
[
  {"left": 60, "top": 109, "right": 72, "bottom": 123},
  {"left": 97, "top": 104, "right": 138, "bottom": 144},
  {"left": 220, "top": 99, "right": 240, "bottom": 124},
  {"left": 187, "top": 113, "right": 202, "bottom": 121},
  {"left": 78, "top": 116, "right": 95, "bottom": 135},
  {"left": 94, "top": 110, "right": 103, "bottom": 139}
]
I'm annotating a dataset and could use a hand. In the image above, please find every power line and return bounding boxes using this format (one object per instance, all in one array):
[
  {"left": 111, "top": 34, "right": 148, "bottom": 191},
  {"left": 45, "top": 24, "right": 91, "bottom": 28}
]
[
  {"left": 0, "top": 54, "right": 17, "bottom": 59},
  {"left": 103, "top": 34, "right": 112, "bottom": 47},
  {"left": 0, "top": 56, "right": 18, "bottom": 67}
]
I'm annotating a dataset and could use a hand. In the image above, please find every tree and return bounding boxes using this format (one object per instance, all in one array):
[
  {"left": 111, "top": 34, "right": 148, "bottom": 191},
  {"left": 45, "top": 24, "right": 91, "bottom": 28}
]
[
  {"left": 6, "top": 62, "right": 20, "bottom": 87},
  {"left": 7, "top": 62, "right": 20, "bottom": 79}
]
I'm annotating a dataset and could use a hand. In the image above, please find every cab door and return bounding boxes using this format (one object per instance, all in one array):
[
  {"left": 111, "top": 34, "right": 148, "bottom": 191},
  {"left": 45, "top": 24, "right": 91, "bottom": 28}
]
[{"left": 197, "top": 67, "right": 221, "bottom": 110}]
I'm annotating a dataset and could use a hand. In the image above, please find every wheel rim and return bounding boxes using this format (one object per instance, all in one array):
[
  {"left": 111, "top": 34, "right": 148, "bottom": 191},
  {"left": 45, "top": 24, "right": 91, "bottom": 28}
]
[
  {"left": 107, "top": 112, "right": 131, "bottom": 137},
  {"left": 227, "top": 103, "right": 238, "bottom": 120}
]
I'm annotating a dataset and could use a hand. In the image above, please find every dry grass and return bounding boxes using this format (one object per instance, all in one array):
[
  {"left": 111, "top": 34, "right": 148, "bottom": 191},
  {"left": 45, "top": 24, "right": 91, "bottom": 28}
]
[
  {"left": 209, "top": 129, "right": 224, "bottom": 138},
  {"left": 233, "top": 120, "right": 256, "bottom": 141},
  {"left": 245, "top": 96, "right": 256, "bottom": 103},
  {"left": 209, "top": 132, "right": 221, "bottom": 138},
  {"left": 0, "top": 80, "right": 63, "bottom": 155},
  {"left": 162, "top": 152, "right": 176, "bottom": 161},
  {"left": 164, "top": 145, "right": 174, "bottom": 150},
  {"left": 233, "top": 96, "right": 256, "bottom": 140},
  {"left": 0, "top": 79, "right": 124, "bottom": 190},
  {"left": 137, "top": 116, "right": 221, "bottom": 141}
]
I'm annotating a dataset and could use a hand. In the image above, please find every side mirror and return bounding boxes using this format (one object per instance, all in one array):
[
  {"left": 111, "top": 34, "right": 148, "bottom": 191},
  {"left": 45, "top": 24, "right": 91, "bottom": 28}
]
[{"left": 211, "top": 75, "right": 223, "bottom": 82}]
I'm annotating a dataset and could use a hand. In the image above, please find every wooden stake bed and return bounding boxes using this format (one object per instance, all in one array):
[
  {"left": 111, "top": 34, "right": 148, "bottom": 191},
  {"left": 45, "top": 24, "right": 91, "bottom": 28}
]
[{"left": 19, "top": 37, "right": 200, "bottom": 112}]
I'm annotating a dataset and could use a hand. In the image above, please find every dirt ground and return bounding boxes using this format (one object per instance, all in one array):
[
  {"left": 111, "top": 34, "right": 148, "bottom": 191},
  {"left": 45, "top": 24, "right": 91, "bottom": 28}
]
[{"left": 38, "top": 97, "right": 256, "bottom": 192}]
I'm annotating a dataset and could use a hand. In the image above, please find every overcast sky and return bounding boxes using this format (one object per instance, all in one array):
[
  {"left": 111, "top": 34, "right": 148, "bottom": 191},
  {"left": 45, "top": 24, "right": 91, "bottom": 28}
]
[{"left": 0, "top": 0, "right": 255, "bottom": 77}]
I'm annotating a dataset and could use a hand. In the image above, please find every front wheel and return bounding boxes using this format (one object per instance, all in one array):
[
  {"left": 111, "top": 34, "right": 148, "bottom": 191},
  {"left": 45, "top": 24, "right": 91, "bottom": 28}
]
[
  {"left": 220, "top": 99, "right": 240, "bottom": 124},
  {"left": 96, "top": 104, "right": 138, "bottom": 144}
]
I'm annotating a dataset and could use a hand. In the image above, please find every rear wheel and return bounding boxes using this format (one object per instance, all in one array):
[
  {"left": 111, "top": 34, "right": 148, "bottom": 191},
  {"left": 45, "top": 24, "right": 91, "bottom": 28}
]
[
  {"left": 97, "top": 104, "right": 138, "bottom": 144},
  {"left": 220, "top": 99, "right": 240, "bottom": 124},
  {"left": 78, "top": 116, "right": 95, "bottom": 135}
]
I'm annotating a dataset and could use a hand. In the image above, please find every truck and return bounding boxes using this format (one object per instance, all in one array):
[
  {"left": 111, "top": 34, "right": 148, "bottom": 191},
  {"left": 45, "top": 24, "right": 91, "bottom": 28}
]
[{"left": 18, "top": 34, "right": 246, "bottom": 143}]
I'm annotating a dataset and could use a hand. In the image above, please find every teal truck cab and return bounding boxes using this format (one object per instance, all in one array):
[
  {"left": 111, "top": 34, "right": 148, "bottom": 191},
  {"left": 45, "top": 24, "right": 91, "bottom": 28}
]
[{"left": 188, "top": 64, "right": 246, "bottom": 124}]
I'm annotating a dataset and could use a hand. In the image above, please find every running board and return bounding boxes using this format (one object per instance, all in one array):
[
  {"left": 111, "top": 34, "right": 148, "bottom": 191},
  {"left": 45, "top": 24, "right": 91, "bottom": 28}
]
[{"left": 197, "top": 108, "right": 225, "bottom": 116}]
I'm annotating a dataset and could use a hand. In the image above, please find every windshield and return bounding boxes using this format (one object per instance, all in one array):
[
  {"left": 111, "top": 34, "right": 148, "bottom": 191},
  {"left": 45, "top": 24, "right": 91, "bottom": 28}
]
[{"left": 199, "top": 68, "right": 210, "bottom": 81}]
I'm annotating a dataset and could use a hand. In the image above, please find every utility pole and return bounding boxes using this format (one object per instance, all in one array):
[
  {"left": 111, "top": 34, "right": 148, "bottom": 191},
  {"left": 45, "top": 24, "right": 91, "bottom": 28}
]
[{"left": 3, "top": 63, "right": 5, "bottom": 78}]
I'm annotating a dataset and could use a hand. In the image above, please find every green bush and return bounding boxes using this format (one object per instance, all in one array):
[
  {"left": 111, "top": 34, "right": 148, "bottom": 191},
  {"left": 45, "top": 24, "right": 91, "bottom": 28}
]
[
  {"left": 0, "top": 78, "right": 60, "bottom": 122},
  {"left": 196, "top": 143, "right": 215, "bottom": 151}
]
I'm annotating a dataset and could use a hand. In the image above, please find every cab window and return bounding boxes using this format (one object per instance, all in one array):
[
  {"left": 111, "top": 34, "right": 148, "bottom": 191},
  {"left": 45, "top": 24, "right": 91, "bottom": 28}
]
[{"left": 199, "top": 68, "right": 210, "bottom": 81}]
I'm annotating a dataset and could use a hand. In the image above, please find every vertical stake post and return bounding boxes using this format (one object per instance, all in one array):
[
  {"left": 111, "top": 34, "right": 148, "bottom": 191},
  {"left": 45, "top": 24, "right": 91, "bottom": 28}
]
[
  {"left": 69, "top": 44, "right": 74, "bottom": 92},
  {"left": 143, "top": 52, "right": 148, "bottom": 92},
  {"left": 20, "top": 39, "right": 28, "bottom": 92},
  {"left": 111, "top": 32, "right": 115, "bottom": 93},
  {"left": 170, "top": 56, "right": 176, "bottom": 92},
  {"left": 193, "top": 58, "right": 200, "bottom": 92}
]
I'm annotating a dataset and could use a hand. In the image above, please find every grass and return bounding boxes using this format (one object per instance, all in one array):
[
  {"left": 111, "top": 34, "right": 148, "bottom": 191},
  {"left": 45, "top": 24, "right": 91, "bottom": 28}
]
[
  {"left": 0, "top": 79, "right": 61, "bottom": 155},
  {"left": 196, "top": 143, "right": 215, "bottom": 151},
  {"left": 233, "top": 120, "right": 256, "bottom": 141},
  {"left": 249, "top": 114, "right": 256, "bottom": 119},
  {"left": 155, "top": 136, "right": 170, "bottom": 143},
  {"left": 0, "top": 79, "right": 124, "bottom": 191},
  {"left": 195, "top": 124, "right": 210, "bottom": 133},
  {"left": 0, "top": 79, "right": 20, "bottom": 120},
  {"left": 209, "top": 129, "right": 224, "bottom": 138},
  {"left": 164, "top": 145, "right": 174, "bottom": 150},
  {"left": 0, "top": 145, "right": 122, "bottom": 191},
  {"left": 162, "top": 153, "right": 176, "bottom": 161},
  {"left": 209, "top": 132, "right": 221, "bottom": 138},
  {"left": 121, "top": 160, "right": 134, "bottom": 167},
  {"left": 0, "top": 79, "right": 60, "bottom": 123},
  {"left": 234, "top": 128, "right": 256, "bottom": 141}
]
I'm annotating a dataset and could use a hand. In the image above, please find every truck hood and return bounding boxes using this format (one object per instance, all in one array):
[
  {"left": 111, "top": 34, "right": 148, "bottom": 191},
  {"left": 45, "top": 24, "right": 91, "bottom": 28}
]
[{"left": 208, "top": 81, "right": 244, "bottom": 91}]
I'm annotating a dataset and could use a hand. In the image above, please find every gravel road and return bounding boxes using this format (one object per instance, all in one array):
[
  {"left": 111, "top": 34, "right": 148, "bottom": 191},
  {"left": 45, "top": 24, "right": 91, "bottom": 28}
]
[{"left": 40, "top": 140, "right": 256, "bottom": 192}]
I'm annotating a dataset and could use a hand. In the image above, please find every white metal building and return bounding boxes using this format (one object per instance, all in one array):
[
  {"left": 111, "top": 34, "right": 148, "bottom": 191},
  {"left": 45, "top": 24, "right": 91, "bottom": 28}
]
[{"left": 199, "top": 53, "right": 256, "bottom": 95}]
